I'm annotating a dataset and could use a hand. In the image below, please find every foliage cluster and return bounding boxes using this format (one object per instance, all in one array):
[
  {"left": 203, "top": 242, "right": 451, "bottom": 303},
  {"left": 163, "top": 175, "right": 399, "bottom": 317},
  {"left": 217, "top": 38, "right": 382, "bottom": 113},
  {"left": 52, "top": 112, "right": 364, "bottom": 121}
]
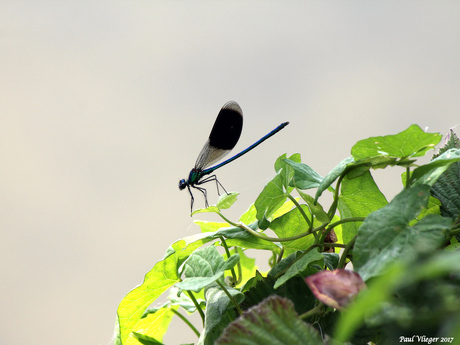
[{"left": 115, "top": 125, "right": 460, "bottom": 345}]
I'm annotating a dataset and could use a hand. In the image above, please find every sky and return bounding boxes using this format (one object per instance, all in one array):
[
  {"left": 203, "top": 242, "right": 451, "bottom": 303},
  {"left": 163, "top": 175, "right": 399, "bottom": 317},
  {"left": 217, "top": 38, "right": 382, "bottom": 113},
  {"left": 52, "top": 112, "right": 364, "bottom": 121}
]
[{"left": 1, "top": 2, "right": 459, "bottom": 344}]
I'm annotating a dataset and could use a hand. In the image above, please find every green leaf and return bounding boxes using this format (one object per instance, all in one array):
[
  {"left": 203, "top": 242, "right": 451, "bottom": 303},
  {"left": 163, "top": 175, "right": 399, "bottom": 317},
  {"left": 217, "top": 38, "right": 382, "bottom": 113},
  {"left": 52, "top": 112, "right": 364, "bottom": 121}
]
[
  {"left": 239, "top": 204, "right": 257, "bottom": 224},
  {"left": 198, "top": 285, "right": 244, "bottom": 345},
  {"left": 334, "top": 262, "right": 406, "bottom": 343},
  {"left": 336, "top": 249, "right": 460, "bottom": 343},
  {"left": 409, "top": 249, "right": 460, "bottom": 280},
  {"left": 192, "top": 206, "right": 220, "bottom": 216},
  {"left": 226, "top": 248, "right": 257, "bottom": 288},
  {"left": 175, "top": 246, "right": 240, "bottom": 292},
  {"left": 191, "top": 192, "right": 239, "bottom": 215},
  {"left": 216, "top": 296, "right": 324, "bottom": 345},
  {"left": 432, "top": 162, "right": 460, "bottom": 219},
  {"left": 131, "top": 334, "right": 162, "bottom": 345},
  {"left": 446, "top": 237, "right": 460, "bottom": 252},
  {"left": 258, "top": 216, "right": 270, "bottom": 230},
  {"left": 117, "top": 235, "right": 214, "bottom": 345},
  {"left": 255, "top": 173, "right": 287, "bottom": 220},
  {"left": 243, "top": 273, "right": 316, "bottom": 316},
  {"left": 354, "top": 184, "right": 452, "bottom": 281},
  {"left": 215, "top": 222, "right": 281, "bottom": 252},
  {"left": 351, "top": 124, "right": 441, "bottom": 160},
  {"left": 269, "top": 205, "right": 315, "bottom": 256},
  {"left": 322, "top": 253, "right": 340, "bottom": 270},
  {"left": 337, "top": 171, "right": 388, "bottom": 244},
  {"left": 169, "top": 287, "right": 205, "bottom": 313},
  {"left": 131, "top": 306, "right": 177, "bottom": 345},
  {"left": 353, "top": 156, "right": 403, "bottom": 170},
  {"left": 240, "top": 270, "right": 265, "bottom": 293},
  {"left": 272, "top": 198, "right": 298, "bottom": 218},
  {"left": 283, "top": 159, "right": 323, "bottom": 190},
  {"left": 297, "top": 191, "right": 330, "bottom": 223},
  {"left": 275, "top": 153, "right": 301, "bottom": 190},
  {"left": 268, "top": 251, "right": 302, "bottom": 278},
  {"left": 430, "top": 132, "right": 460, "bottom": 220},
  {"left": 409, "top": 196, "right": 441, "bottom": 224},
  {"left": 361, "top": 250, "right": 460, "bottom": 334},
  {"left": 349, "top": 155, "right": 416, "bottom": 175},
  {"left": 273, "top": 249, "right": 324, "bottom": 289},
  {"left": 244, "top": 254, "right": 319, "bottom": 315},
  {"left": 217, "top": 192, "right": 239, "bottom": 209},
  {"left": 315, "top": 156, "right": 354, "bottom": 201},
  {"left": 410, "top": 148, "right": 460, "bottom": 186},
  {"left": 193, "top": 220, "right": 280, "bottom": 252},
  {"left": 194, "top": 220, "right": 230, "bottom": 233}
]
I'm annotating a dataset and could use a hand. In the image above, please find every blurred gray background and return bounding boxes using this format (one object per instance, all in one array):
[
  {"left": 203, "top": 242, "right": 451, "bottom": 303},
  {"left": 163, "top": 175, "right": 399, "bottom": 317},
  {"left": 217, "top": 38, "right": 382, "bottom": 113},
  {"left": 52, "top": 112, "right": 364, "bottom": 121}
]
[{"left": 1, "top": 2, "right": 459, "bottom": 344}]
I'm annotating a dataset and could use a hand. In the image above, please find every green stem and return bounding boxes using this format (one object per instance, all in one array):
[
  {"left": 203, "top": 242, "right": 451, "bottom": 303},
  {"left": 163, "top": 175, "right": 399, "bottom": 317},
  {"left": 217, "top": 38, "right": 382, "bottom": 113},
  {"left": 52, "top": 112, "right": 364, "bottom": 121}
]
[
  {"left": 277, "top": 246, "right": 285, "bottom": 264},
  {"left": 235, "top": 254, "right": 243, "bottom": 285},
  {"left": 318, "top": 243, "right": 347, "bottom": 249},
  {"left": 219, "top": 236, "right": 238, "bottom": 284},
  {"left": 274, "top": 242, "right": 347, "bottom": 278},
  {"left": 328, "top": 217, "right": 366, "bottom": 229},
  {"left": 238, "top": 217, "right": 363, "bottom": 244},
  {"left": 217, "top": 212, "right": 239, "bottom": 227},
  {"left": 186, "top": 290, "right": 205, "bottom": 326},
  {"left": 287, "top": 194, "right": 312, "bottom": 228},
  {"left": 238, "top": 221, "right": 328, "bottom": 242},
  {"left": 338, "top": 235, "right": 357, "bottom": 269},
  {"left": 269, "top": 251, "right": 277, "bottom": 267},
  {"left": 170, "top": 308, "right": 200, "bottom": 337},
  {"left": 317, "top": 217, "right": 366, "bottom": 248},
  {"left": 327, "top": 173, "right": 346, "bottom": 219},
  {"left": 299, "top": 303, "right": 326, "bottom": 320},
  {"left": 405, "top": 166, "right": 411, "bottom": 189},
  {"left": 326, "top": 163, "right": 373, "bottom": 219},
  {"left": 450, "top": 228, "right": 460, "bottom": 235},
  {"left": 216, "top": 280, "right": 243, "bottom": 316}
]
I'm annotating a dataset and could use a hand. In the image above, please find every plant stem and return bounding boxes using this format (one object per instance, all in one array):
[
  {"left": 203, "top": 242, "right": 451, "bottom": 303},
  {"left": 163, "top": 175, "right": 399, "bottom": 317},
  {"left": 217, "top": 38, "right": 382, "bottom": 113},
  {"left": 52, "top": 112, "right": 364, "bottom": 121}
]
[
  {"left": 186, "top": 290, "right": 205, "bottom": 326},
  {"left": 217, "top": 212, "right": 238, "bottom": 227},
  {"left": 450, "top": 228, "right": 460, "bottom": 235},
  {"left": 238, "top": 217, "right": 363, "bottom": 244},
  {"left": 170, "top": 308, "right": 200, "bottom": 337},
  {"left": 317, "top": 243, "right": 347, "bottom": 249},
  {"left": 317, "top": 216, "right": 365, "bottom": 248},
  {"left": 216, "top": 280, "right": 243, "bottom": 316},
  {"left": 238, "top": 221, "right": 329, "bottom": 242},
  {"left": 338, "top": 235, "right": 357, "bottom": 269},
  {"left": 274, "top": 242, "right": 348, "bottom": 278},
  {"left": 219, "top": 236, "right": 238, "bottom": 284},
  {"left": 235, "top": 255, "right": 243, "bottom": 285},
  {"left": 405, "top": 166, "right": 411, "bottom": 189},
  {"left": 277, "top": 246, "right": 285, "bottom": 264},
  {"left": 328, "top": 217, "right": 366, "bottom": 229},
  {"left": 299, "top": 303, "right": 326, "bottom": 320},
  {"left": 287, "top": 194, "right": 312, "bottom": 228},
  {"left": 327, "top": 173, "right": 346, "bottom": 219}
]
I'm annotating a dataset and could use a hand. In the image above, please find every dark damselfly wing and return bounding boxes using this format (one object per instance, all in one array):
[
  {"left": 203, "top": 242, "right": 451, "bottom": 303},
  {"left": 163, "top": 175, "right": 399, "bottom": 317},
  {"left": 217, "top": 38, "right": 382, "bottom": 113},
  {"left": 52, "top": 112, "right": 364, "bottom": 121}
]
[{"left": 193, "top": 101, "right": 243, "bottom": 170}]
